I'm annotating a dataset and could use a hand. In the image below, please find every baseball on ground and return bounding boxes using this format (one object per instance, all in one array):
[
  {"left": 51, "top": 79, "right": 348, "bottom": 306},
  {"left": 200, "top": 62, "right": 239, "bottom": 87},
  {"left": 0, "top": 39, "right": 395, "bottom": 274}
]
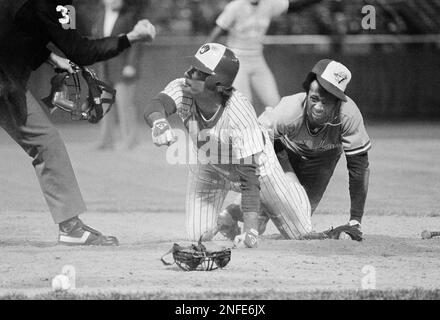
[{"left": 51, "top": 274, "right": 71, "bottom": 291}]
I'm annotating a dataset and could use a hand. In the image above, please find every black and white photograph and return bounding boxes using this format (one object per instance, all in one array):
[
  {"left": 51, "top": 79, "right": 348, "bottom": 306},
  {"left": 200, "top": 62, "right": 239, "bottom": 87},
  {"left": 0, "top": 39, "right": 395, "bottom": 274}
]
[{"left": 0, "top": 0, "right": 440, "bottom": 305}]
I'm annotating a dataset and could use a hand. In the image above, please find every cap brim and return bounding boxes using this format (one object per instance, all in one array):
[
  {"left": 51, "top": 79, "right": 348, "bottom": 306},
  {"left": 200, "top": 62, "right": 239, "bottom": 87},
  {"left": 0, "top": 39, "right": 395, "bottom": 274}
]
[
  {"left": 185, "top": 56, "right": 215, "bottom": 75},
  {"left": 316, "top": 75, "right": 347, "bottom": 102}
]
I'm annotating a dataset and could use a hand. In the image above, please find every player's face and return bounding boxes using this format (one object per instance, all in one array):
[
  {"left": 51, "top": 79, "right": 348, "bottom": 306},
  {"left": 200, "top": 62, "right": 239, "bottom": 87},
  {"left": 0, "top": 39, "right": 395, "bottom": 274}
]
[
  {"left": 306, "top": 80, "right": 339, "bottom": 127},
  {"left": 183, "top": 67, "right": 210, "bottom": 95}
]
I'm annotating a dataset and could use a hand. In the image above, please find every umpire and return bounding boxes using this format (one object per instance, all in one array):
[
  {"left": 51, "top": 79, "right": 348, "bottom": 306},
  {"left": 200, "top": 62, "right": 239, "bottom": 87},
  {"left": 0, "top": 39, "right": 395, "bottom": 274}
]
[{"left": 0, "top": 0, "right": 155, "bottom": 246}]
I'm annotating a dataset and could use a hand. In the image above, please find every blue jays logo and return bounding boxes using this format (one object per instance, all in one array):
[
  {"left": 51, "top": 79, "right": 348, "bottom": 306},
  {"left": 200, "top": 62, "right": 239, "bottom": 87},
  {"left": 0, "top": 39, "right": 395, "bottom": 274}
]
[
  {"left": 199, "top": 45, "right": 210, "bottom": 55},
  {"left": 334, "top": 72, "right": 348, "bottom": 84}
]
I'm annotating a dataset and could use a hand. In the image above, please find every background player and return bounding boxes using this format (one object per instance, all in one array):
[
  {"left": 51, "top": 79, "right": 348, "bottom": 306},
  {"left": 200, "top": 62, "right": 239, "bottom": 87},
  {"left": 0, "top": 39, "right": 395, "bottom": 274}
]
[
  {"left": 144, "top": 43, "right": 312, "bottom": 248},
  {"left": 207, "top": 0, "right": 323, "bottom": 115},
  {"left": 220, "top": 59, "right": 371, "bottom": 238},
  {"left": 93, "top": 0, "right": 145, "bottom": 151}
]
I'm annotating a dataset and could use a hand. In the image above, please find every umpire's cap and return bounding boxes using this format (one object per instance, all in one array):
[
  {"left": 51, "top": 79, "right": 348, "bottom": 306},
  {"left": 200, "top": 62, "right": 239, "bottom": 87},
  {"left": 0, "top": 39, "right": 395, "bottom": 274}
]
[{"left": 303, "top": 59, "right": 352, "bottom": 102}]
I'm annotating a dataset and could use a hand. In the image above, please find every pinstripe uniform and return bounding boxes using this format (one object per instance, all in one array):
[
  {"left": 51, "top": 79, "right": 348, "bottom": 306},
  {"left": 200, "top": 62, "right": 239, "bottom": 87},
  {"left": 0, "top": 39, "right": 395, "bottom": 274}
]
[
  {"left": 161, "top": 79, "right": 312, "bottom": 241},
  {"left": 215, "top": 0, "right": 289, "bottom": 111}
]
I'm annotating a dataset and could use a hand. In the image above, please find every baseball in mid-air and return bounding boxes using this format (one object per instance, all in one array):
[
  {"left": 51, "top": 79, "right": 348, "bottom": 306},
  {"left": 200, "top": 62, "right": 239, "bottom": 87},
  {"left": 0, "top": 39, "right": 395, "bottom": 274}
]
[{"left": 51, "top": 274, "right": 71, "bottom": 291}]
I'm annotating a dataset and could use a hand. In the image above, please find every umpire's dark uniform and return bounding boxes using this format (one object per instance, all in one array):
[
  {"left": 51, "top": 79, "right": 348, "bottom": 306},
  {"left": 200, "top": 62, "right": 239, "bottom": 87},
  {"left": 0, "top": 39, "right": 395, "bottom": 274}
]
[{"left": 0, "top": 0, "right": 132, "bottom": 224}]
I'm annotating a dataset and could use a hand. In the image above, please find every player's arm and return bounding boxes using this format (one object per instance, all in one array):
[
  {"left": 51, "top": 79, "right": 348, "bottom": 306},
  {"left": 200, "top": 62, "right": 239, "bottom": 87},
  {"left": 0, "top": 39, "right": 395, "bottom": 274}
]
[
  {"left": 258, "top": 95, "right": 302, "bottom": 139},
  {"left": 287, "top": 0, "right": 323, "bottom": 13},
  {"left": 341, "top": 104, "right": 372, "bottom": 224},
  {"left": 346, "top": 152, "right": 370, "bottom": 224},
  {"left": 228, "top": 156, "right": 261, "bottom": 248},
  {"left": 208, "top": 1, "right": 235, "bottom": 43},
  {"left": 144, "top": 93, "right": 178, "bottom": 147},
  {"left": 230, "top": 108, "right": 266, "bottom": 241},
  {"left": 206, "top": 26, "right": 228, "bottom": 44},
  {"left": 237, "top": 157, "right": 261, "bottom": 233},
  {"left": 34, "top": 0, "right": 155, "bottom": 66}
]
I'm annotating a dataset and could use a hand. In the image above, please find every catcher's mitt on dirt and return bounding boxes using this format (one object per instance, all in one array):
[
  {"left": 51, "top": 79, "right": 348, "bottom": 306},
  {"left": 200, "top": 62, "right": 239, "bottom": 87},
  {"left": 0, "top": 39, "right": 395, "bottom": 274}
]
[
  {"left": 301, "top": 224, "right": 363, "bottom": 242},
  {"left": 161, "top": 239, "right": 232, "bottom": 271}
]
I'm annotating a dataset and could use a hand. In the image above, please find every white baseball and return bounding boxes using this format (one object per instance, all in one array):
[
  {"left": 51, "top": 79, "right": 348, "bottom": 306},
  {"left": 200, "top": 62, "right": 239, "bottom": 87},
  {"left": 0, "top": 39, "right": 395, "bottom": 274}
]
[
  {"left": 52, "top": 274, "right": 71, "bottom": 291},
  {"left": 338, "top": 232, "right": 352, "bottom": 240}
]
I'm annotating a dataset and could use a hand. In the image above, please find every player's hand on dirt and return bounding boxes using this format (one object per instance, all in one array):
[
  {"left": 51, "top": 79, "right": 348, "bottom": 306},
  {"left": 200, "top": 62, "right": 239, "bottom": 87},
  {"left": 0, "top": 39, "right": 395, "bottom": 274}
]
[
  {"left": 233, "top": 229, "right": 258, "bottom": 248},
  {"left": 127, "top": 19, "right": 156, "bottom": 44},
  {"left": 152, "top": 119, "right": 177, "bottom": 147},
  {"left": 48, "top": 53, "right": 75, "bottom": 73}
]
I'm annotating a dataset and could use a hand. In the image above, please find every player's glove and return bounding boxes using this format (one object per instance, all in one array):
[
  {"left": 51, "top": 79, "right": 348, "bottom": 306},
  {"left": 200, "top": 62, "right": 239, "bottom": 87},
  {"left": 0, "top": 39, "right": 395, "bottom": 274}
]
[
  {"left": 152, "top": 118, "right": 177, "bottom": 147},
  {"left": 160, "top": 238, "right": 232, "bottom": 271},
  {"left": 300, "top": 224, "right": 363, "bottom": 241},
  {"left": 325, "top": 224, "right": 363, "bottom": 241}
]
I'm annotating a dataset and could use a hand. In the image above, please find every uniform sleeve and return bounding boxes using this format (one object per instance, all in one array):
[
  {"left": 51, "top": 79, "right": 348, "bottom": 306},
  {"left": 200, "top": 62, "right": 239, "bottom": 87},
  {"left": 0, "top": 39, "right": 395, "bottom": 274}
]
[
  {"left": 346, "top": 153, "right": 370, "bottom": 223},
  {"left": 216, "top": 2, "right": 237, "bottom": 31},
  {"left": 237, "top": 162, "right": 260, "bottom": 214},
  {"left": 341, "top": 104, "right": 372, "bottom": 156},
  {"left": 144, "top": 79, "right": 186, "bottom": 126},
  {"left": 258, "top": 94, "right": 304, "bottom": 138},
  {"left": 231, "top": 125, "right": 265, "bottom": 160},
  {"left": 34, "top": 0, "right": 131, "bottom": 66},
  {"left": 160, "top": 78, "right": 193, "bottom": 113},
  {"left": 270, "top": 0, "right": 289, "bottom": 17},
  {"left": 230, "top": 102, "right": 265, "bottom": 160},
  {"left": 31, "top": 47, "right": 52, "bottom": 70}
]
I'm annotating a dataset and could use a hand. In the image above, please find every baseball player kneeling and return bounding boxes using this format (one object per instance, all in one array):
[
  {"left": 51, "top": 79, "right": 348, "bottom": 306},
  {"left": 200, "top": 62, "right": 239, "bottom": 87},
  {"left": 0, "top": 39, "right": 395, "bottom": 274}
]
[
  {"left": 144, "top": 43, "right": 312, "bottom": 248},
  {"left": 220, "top": 59, "right": 371, "bottom": 241}
]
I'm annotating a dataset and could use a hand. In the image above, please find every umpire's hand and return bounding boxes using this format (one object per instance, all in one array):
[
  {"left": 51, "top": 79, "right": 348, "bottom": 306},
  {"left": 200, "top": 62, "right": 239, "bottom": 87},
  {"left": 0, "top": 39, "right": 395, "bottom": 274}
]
[
  {"left": 48, "top": 53, "right": 75, "bottom": 73},
  {"left": 127, "top": 19, "right": 156, "bottom": 44}
]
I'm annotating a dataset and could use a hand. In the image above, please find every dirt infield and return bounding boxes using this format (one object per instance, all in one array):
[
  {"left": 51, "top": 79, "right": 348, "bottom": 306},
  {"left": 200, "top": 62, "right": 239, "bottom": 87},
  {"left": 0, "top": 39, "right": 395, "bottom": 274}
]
[{"left": 0, "top": 122, "right": 439, "bottom": 299}]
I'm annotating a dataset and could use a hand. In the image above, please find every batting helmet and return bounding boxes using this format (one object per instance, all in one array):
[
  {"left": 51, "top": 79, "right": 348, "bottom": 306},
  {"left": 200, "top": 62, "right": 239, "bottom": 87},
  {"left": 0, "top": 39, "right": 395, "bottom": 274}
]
[{"left": 187, "top": 43, "right": 239, "bottom": 92}]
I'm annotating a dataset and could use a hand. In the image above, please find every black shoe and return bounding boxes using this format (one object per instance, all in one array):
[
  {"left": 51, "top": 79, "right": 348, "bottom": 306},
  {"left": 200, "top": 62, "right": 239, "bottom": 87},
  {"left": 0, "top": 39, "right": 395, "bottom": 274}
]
[{"left": 58, "top": 217, "right": 119, "bottom": 246}]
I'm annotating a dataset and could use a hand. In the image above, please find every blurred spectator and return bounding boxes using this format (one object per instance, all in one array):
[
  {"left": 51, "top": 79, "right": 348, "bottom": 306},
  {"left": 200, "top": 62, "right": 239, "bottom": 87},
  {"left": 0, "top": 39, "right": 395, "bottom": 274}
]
[
  {"left": 73, "top": 0, "right": 440, "bottom": 37},
  {"left": 207, "top": 0, "right": 323, "bottom": 115},
  {"left": 93, "top": 0, "right": 146, "bottom": 150}
]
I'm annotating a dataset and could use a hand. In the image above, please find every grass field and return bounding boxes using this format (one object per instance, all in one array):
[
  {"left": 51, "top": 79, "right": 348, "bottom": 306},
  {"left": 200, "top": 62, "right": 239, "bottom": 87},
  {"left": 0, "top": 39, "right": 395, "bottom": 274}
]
[{"left": 0, "top": 121, "right": 439, "bottom": 300}]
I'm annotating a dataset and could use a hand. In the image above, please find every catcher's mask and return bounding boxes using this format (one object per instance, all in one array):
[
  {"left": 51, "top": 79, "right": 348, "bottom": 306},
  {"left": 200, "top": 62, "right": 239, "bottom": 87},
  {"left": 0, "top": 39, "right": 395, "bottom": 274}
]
[
  {"left": 42, "top": 62, "right": 116, "bottom": 124},
  {"left": 161, "top": 238, "right": 232, "bottom": 271}
]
